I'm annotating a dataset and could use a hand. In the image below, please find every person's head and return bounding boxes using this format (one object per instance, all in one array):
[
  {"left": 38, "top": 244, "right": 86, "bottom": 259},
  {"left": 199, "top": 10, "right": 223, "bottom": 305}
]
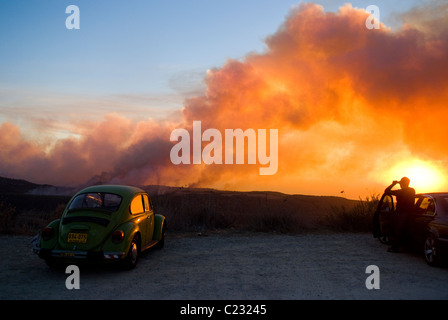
[{"left": 399, "top": 177, "right": 410, "bottom": 188}]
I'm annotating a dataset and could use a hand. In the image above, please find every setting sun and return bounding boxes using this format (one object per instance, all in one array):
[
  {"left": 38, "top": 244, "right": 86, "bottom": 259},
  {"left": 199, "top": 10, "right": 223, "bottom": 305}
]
[{"left": 387, "top": 159, "right": 446, "bottom": 193}]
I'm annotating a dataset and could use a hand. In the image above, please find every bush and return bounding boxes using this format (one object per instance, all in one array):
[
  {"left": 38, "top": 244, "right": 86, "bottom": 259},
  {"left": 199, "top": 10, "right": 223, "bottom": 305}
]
[
  {"left": 0, "top": 200, "right": 66, "bottom": 235},
  {"left": 0, "top": 201, "right": 16, "bottom": 234},
  {"left": 324, "top": 194, "right": 379, "bottom": 232},
  {"left": 152, "top": 190, "right": 339, "bottom": 234}
]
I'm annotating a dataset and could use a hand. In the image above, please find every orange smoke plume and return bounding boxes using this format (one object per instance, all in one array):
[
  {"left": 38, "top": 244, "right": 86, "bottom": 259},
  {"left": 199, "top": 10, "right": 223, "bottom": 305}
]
[{"left": 2, "top": 2, "right": 448, "bottom": 198}]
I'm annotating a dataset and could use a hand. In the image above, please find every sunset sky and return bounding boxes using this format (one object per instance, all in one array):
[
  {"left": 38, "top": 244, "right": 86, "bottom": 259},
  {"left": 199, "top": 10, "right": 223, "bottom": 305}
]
[{"left": 1, "top": 0, "right": 447, "bottom": 199}]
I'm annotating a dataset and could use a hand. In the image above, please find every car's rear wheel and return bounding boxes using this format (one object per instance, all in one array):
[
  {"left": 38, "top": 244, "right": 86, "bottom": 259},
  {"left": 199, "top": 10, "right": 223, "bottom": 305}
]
[
  {"left": 121, "top": 235, "right": 140, "bottom": 270},
  {"left": 424, "top": 233, "right": 441, "bottom": 267}
]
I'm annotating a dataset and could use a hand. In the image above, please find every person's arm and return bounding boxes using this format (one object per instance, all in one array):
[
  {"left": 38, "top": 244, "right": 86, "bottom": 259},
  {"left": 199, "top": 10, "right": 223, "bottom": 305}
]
[{"left": 385, "top": 180, "right": 399, "bottom": 194}]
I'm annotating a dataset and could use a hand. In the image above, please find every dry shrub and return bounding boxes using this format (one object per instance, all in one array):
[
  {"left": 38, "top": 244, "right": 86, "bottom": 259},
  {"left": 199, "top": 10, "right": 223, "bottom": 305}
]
[
  {"left": 152, "top": 190, "right": 355, "bottom": 234},
  {"left": 0, "top": 201, "right": 16, "bottom": 234},
  {"left": 324, "top": 194, "right": 379, "bottom": 232},
  {"left": 0, "top": 201, "right": 66, "bottom": 235}
]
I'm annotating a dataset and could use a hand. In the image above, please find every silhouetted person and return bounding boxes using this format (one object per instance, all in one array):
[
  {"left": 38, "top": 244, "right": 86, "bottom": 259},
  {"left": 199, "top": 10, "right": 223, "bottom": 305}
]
[{"left": 384, "top": 177, "right": 415, "bottom": 252}]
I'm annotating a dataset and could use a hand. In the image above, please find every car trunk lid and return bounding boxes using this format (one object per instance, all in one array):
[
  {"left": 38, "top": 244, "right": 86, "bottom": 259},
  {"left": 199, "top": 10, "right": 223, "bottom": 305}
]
[{"left": 58, "top": 210, "right": 115, "bottom": 251}]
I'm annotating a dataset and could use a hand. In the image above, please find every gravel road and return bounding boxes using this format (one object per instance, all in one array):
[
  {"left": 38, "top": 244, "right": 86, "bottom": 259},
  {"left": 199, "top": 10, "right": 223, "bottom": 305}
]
[{"left": 1, "top": 232, "right": 447, "bottom": 300}]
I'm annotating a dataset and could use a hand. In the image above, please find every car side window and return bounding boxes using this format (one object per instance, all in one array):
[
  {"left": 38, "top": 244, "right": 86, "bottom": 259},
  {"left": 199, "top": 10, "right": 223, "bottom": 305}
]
[
  {"left": 143, "top": 194, "right": 154, "bottom": 212},
  {"left": 143, "top": 194, "right": 150, "bottom": 212},
  {"left": 416, "top": 197, "right": 435, "bottom": 216},
  {"left": 148, "top": 197, "right": 154, "bottom": 211},
  {"left": 130, "top": 195, "right": 144, "bottom": 215},
  {"left": 427, "top": 200, "right": 435, "bottom": 216}
]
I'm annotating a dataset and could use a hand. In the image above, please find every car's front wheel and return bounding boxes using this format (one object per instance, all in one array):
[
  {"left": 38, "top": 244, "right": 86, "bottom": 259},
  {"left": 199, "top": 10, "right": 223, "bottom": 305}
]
[
  {"left": 121, "top": 235, "right": 140, "bottom": 270},
  {"left": 424, "top": 233, "right": 442, "bottom": 267}
]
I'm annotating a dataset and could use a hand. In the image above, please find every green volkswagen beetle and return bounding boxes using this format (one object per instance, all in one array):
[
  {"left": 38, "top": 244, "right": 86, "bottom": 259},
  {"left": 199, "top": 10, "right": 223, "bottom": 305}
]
[{"left": 34, "top": 185, "right": 166, "bottom": 269}]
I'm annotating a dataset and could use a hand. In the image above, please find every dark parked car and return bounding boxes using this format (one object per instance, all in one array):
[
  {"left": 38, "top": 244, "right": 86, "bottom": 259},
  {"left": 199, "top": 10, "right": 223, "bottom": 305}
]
[{"left": 373, "top": 192, "right": 448, "bottom": 266}]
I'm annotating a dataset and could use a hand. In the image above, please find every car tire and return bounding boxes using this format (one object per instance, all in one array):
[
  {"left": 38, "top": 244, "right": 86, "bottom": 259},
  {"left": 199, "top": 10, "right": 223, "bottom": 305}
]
[
  {"left": 424, "top": 233, "right": 442, "bottom": 267},
  {"left": 121, "top": 235, "right": 140, "bottom": 270}
]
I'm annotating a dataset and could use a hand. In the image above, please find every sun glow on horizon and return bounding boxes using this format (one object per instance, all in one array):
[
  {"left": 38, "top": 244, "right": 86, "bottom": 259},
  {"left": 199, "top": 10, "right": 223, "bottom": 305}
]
[{"left": 386, "top": 159, "right": 446, "bottom": 193}]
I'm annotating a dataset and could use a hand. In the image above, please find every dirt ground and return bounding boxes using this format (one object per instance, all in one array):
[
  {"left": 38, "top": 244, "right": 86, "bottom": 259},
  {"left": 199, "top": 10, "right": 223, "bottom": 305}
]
[{"left": 1, "top": 231, "right": 447, "bottom": 300}]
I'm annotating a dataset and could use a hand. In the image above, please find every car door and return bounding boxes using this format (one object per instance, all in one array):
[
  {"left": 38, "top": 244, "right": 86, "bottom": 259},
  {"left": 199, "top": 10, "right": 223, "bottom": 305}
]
[
  {"left": 130, "top": 194, "right": 151, "bottom": 247},
  {"left": 142, "top": 194, "right": 155, "bottom": 242},
  {"left": 374, "top": 193, "right": 395, "bottom": 238},
  {"left": 409, "top": 195, "right": 436, "bottom": 242}
]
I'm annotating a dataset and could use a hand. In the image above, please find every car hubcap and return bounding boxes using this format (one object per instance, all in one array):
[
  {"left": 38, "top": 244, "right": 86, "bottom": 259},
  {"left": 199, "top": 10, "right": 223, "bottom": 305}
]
[{"left": 425, "top": 238, "right": 436, "bottom": 263}]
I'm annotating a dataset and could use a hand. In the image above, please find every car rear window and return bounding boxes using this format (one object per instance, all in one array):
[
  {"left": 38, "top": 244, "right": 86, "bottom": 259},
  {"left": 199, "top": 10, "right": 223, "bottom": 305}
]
[{"left": 68, "top": 192, "right": 123, "bottom": 212}]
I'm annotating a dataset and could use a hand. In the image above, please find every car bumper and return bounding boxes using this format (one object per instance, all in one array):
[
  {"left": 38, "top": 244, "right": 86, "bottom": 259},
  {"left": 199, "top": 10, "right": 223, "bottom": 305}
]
[{"left": 34, "top": 247, "right": 126, "bottom": 261}]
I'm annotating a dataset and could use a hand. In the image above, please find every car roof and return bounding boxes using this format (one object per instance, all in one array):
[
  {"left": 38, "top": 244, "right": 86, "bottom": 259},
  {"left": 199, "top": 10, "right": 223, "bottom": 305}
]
[
  {"left": 417, "top": 192, "right": 448, "bottom": 197},
  {"left": 76, "top": 185, "right": 146, "bottom": 197}
]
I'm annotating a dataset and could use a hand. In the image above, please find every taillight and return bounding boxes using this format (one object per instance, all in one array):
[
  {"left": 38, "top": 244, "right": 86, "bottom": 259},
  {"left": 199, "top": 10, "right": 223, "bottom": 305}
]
[
  {"left": 112, "top": 230, "right": 124, "bottom": 243},
  {"left": 41, "top": 227, "right": 54, "bottom": 240}
]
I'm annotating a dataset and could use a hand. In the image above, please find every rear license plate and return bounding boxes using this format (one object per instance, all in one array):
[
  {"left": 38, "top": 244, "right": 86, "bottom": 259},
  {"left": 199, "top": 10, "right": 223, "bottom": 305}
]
[
  {"left": 67, "top": 232, "right": 88, "bottom": 243},
  {"left": 61, "top": 252, "right": 75, "bottom": 257}
]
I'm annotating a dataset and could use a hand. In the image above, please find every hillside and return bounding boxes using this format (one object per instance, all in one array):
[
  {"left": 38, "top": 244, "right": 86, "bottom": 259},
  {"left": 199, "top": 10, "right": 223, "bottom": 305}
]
[
  {"left": 0, "top": 176, "right": 43, "bottom": 194},
  {"left": 149, "top": 187, "right": 360, "bottom": 232},
  {"left": 0, "top": 176, "right": 366, "bottom": 235}
]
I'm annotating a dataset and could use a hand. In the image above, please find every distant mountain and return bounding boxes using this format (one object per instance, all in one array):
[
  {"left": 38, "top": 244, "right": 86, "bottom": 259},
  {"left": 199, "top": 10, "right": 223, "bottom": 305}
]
[
  {"left": 0, "top": 176, "right": 43, "bottom": 194},
  {"left": 0, "top": 176, "right": 74, "bottom": 195}
]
